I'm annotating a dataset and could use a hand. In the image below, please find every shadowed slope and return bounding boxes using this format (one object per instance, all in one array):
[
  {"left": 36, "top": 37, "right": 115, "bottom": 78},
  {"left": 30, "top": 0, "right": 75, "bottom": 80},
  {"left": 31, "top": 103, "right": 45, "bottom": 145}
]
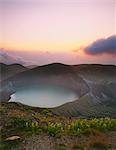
[
  {"left": 0, "top": 63, "right": 28, "bottom": 81},
  {"left": 52, "top": 93, "right": 116, "bottom": 118}
]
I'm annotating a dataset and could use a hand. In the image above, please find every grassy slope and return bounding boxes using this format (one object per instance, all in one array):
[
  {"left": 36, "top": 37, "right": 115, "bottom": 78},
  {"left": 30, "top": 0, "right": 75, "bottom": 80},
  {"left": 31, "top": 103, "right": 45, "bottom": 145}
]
[
  {"left": 52, "top": 93, "right": 116, "bottom": 118},
  {"left": 0, "top": 102, "right": 116, "bottom": 150}
]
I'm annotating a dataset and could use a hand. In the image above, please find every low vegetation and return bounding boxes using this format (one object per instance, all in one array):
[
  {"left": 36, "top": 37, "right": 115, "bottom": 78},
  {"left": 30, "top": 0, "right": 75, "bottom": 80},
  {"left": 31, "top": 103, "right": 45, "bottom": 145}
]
[
  {"left": 3, "top": 116, "right": 115, "bottom": 137},
  {"left": 0, "top": 102, "right": 116, "bottom": 150},
  {"left": 72, "top": 144, "right": 83, "bottom": 150}
]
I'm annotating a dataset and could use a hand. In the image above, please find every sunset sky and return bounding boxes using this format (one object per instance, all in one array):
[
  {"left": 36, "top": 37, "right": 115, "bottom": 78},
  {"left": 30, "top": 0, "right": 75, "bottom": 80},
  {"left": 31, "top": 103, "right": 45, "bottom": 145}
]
[{"left": 0, "top": 0, "right": 116, "bottom": 65}]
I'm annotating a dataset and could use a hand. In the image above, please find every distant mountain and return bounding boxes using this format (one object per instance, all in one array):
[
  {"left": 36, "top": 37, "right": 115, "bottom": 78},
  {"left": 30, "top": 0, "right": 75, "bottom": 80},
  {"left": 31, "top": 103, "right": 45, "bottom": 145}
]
[
  {"left": 0, "top": 63, "right": 28, "bottom": 81},
  {"left": 27, "top": 65, "right": 38, "bottom": 69},
  {"left": 0, "top": 63, "right": 116, "bottom": 117},
  {"left": 52, "top": 64, "right": 116, "bottom": 117}
]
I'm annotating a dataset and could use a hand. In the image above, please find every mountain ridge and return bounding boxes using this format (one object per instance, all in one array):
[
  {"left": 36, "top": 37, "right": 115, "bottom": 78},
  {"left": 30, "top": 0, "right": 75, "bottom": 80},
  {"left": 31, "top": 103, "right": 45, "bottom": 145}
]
[{"left": 0, "top": 63, "right": 116, "bottom": 117}]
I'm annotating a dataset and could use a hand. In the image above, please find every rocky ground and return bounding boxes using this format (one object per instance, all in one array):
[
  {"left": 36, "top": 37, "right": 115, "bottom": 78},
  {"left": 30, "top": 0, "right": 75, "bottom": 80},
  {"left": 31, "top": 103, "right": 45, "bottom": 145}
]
[{"left": 16, "top": 132, "right": 116, "bottom": 150}]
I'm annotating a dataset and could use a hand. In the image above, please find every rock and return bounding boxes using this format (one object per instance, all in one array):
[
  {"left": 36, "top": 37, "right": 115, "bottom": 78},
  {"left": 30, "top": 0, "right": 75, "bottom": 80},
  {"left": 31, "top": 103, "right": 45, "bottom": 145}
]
[{"left": 5, "top": 136, "right": 20, "bottom": 141}]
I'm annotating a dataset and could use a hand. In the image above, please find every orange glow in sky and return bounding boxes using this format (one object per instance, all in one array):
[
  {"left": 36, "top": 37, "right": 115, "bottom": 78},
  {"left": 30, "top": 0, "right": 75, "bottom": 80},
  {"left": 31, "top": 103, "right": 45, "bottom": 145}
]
[
  {"left": 0, "top": 0, "right": 115, "bottom": 51},
  {"left": 0, "top": 0, "right": 115, "bottom": 65}
]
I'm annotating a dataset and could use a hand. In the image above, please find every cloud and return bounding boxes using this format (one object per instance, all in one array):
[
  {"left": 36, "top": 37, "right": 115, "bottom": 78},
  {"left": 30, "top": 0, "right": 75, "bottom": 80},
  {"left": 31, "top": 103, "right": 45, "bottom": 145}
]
[
  {"left": 84, "top": 35, "right": 116, "bottom": 55},
  {"left": 0, "top": 49, "right": 26, "bottom": 65}
]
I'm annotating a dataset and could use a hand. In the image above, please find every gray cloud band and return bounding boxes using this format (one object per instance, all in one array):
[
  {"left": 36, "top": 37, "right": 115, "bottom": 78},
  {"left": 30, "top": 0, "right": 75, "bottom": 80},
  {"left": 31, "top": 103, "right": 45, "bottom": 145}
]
[{"left": 84, "top": 35, "right": 116, "bottom": 55}]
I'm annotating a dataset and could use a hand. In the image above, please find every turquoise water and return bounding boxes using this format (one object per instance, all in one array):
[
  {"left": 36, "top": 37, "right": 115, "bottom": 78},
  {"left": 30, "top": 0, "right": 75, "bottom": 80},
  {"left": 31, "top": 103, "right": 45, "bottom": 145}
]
[{"left": 10, "top": 85, "right": 77, "bottom": 108}]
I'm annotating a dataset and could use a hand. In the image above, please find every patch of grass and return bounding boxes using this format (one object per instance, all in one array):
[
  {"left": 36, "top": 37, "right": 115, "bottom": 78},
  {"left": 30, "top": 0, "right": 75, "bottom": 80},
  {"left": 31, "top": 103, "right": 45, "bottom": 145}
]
[
  {"left": 7, "top": 117, "right": 28, "bottom": 130},
  {"left": 82, "top": 128, "right": 102, "bottom": 136},
  {"left": 1, "top": 103, "right": 116, "bottom": 149},
  {"left": 0, "top": 106, "right": 6, "bottom": 113},
  {"left": 3, "top": 116, "right": 116, "bottom": 138},
  {"left": 41, "top": 109, "right": 52, "bottom": 116},
  {"left": 88, "top": 135, "right": 110, "bottom": 150},
  {"left": 0, "top": 142, "right": 7, "bottom": 150},
  {"left": 66, "top": 118, "right": 116, "bottom": 136},
  {"left": 46, "top": 123, "right": 62, "bottom": 137},
  {"left": 0, "top": 140, "right": 21, "bottom": 150},
  {"left": 55, "top": 144, "right": 66, "bottom": 150},
  {"left": 90, "top": 142, "right": 109, "bottom": 150},
  {"left": 72, "top": 144, "right": 83, "bottom": 150}
]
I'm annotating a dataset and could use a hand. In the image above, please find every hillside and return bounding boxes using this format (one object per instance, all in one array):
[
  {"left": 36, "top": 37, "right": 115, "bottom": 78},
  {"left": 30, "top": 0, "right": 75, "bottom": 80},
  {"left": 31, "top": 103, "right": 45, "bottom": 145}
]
[
  {"left": 53, "top": 64, "right": 116, "bottom": 117},
  {"left": 0, "top": 63, "right": 116, "bottom": 117},
  {"left": 0, "top": 102, "right": 116, "bottom": 150},
  {"left": 0, "top": 63, "right": 89, "bottom": 102},
  {"left": 72, "top": 64, "right": 116, "bottom": 82},
  {"left": 0, "top": 63, "right": 28, "bottom": 81},
  {"left": 52, "top": 93, "right": 116, "bottom": 118}
]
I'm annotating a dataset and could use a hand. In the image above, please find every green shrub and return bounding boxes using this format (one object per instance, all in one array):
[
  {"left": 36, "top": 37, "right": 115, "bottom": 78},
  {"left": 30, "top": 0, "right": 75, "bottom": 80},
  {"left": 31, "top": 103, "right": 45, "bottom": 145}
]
[
  {"left": 46, "top": 123, "right": 62, "bottom": 137},
  {"left": 42, "top": 109, "right": 51, "bottom": 116},
  {"left": 6, "top": 117, "right": 116, "bottom": 137},
  {"left": 56, "top": 144, "right": 66, "bottom": 150},
  {"left": 66, "top": 118, "right": 116, "bottom": 136},
  {"left": 8, "top": 117, "right": 28, "bottom": 129},
  {"left": 72, "top": 144, "right": 83, "bottom": 150}
]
